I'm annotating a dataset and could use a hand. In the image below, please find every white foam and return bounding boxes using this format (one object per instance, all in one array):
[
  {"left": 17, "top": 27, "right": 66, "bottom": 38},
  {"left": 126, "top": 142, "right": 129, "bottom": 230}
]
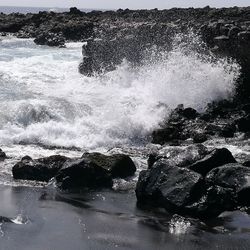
[{"left": 0, "top": 35, "right": 240, "bottom": 149}]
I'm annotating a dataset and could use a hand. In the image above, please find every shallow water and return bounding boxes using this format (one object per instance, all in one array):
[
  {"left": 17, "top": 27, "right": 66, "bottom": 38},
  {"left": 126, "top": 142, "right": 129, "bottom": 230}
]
[{"left": 1, "top": 185, "right": 250, "bottom": 250}]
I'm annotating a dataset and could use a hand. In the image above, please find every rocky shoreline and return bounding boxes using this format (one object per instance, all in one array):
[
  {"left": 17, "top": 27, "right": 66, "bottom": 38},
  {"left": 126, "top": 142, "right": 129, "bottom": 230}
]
[{"left": 0, "top": 6, "right": 250, "bottom": 220}]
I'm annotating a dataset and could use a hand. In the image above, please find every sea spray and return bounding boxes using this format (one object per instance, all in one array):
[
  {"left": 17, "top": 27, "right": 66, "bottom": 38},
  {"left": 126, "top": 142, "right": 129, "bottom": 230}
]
[{"left": 0, "top": 35, "right": 240, "bottom": 149}]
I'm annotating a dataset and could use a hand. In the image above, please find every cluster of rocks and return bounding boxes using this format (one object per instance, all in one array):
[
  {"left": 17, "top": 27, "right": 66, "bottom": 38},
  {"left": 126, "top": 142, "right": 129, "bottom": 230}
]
[
  {"left": 151, "top": 100, "right": 250, "bottom": 145},
  {"left": 12, "top": 152, "right": 136, "bottom": 190},
  {"left": 7, "top": 141, "right": 250, "bottom": 219},
  {"left": 136, "top": 145, "right": 250, "bottom": 218}
]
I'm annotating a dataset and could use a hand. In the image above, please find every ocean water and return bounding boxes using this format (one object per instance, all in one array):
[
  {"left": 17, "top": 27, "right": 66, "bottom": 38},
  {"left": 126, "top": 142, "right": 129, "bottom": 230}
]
[
  {"left": 0, "top": 6, "right": 98, "bottom": 14},
  {"left": 1, "top": 33, "right": 250, "bottom": 250},
  {"left": 0, "top": 35, "right": 240, "bottom": 150}
]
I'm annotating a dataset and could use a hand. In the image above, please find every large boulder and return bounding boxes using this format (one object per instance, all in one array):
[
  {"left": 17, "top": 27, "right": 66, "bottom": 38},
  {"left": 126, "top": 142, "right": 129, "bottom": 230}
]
[
  {"left": 206, "top": 163, "right": 250, "bottom": 206},
  {"left": 136, "top": 159, "right": 204, "bottom": 212},
  {"left": 81, "top": 152, "right": 136, "bottom": 178},
  {"left": 187, "top": 185, "right": 236, "bottom": 218},
  {"left": 55, "top": 158, "right": 113, "bottom": 190},
  {"left": 12, "top": 155, "right": 69, "bottom": 182},
  {"left": 188, "top": 148, "right": 237, "bottom": 176}
]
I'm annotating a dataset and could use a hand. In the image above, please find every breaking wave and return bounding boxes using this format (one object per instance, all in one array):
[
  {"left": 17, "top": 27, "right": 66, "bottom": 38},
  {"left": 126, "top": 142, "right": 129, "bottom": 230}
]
[{"left": 0, "top": 34, "right": 240, "bottom": 149}]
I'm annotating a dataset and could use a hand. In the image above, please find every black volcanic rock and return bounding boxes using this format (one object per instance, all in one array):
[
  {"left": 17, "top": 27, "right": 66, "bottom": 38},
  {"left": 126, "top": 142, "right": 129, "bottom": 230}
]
[
  {"left": 12, "top": 155, "right": 69, "bottom": 182},
  {"left": 236, "top": 115, "right": 250, "bottom": 133},
  {"left": 206, "top": 163, "right": 250, "bottom": 206},
  {"left": 81, "top": 152, "right": 136, "bottom": 178},
  {"left": 193, "top": 133, "right": 208, "bottom": 143},
  {"left": 136, "top": 159, "right": 204, "bottom": 212},
  {"left": 188, "top": 148, "right": 237, "bottom": 176},
  {"left": 147, "top": 144, "right": 209, "bottom": 169},
  {"left": 0, "top": 149, "right": 7, "bottom": 160},
  {"left": 220, "top": 123, "right": 236, "bottom": 138},
  {"left": 34, "top": 32, "right": 66, "bottom": 47},
  {"left": 55, "top": 158, "right": 113, "bottom": 190},
  {"left": 136, "top": 148, "right": 250, "bottom": 218}
]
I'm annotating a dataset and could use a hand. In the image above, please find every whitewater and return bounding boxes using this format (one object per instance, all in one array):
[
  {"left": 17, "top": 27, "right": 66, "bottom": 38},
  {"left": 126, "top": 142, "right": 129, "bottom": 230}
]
[{"left": 0, "top": 35, "right": 240, "bottom": 150}]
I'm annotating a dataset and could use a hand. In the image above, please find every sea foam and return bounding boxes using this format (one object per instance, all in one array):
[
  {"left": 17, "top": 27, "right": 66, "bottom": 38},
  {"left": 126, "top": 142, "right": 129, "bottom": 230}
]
[{"left": 0, "top": 35, "right": 240, "bottom": 149}]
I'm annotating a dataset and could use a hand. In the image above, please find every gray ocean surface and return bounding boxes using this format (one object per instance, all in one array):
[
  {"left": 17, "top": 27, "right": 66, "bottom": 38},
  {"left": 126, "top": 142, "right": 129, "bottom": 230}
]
[{"left": 0, "top": 6, "right": 98, "bottom": 14}]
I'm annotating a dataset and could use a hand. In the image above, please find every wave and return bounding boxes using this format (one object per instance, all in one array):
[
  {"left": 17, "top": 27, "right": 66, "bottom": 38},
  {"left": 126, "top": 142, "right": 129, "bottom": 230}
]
[{"left": 0, "top": 35, "right": 240, "bottom": 149}]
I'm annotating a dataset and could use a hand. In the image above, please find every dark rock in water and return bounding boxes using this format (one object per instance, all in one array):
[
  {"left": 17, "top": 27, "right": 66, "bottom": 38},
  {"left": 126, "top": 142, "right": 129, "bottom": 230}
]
[
  {"left": 151, "top": 125, "right": 185, "bottom": 145},
  {"left": 137, "top": 148, "right": 247, "bottom": 218},
  {"left": 187, "top": 185, "right": 236, "bottom": 218},
  {"left": 148, "top": 144, "right": 209, "bottom": 169},
  {"left": 188, "top": 148, "right": 237, "bottom": 176},
  {"left": 220, "top": 123, "right": 236, "bottom": 138},
  {"left": 147, "top": 153, "right": 158, "bottom": 169},
  {"left": 136, "top": 159, "right": 204, "bottom": 212},
  {"left": 181, "top": 107, "right": 198, "bottom": 120},
  {"left": 243, "top": 161, "right": 250, "bottom": 167},
  {"left": 81, "top": 152, "right": 136, "bottom": 178},
  {"left": 12, "top": 155, "right": 69, "bottom": 182},
  {"left": 34, "top": 32, "right": 66, "bottom": 47},
  {"left": 204, "top": 124, "right": 222, "bottom": 136},
  {"left": 236, "top": 115, "right": 250, "bottom": 132},
  {"left": 0, "top": 216, "right": 13, "bottom": 223},
  {"left": 21, "top": 155, "right": 32, "bottom": 161},
  {"left": 0, "top": 149, "right": 7, "bottom": 160},
  {"left": 193, "top": 133, "right": 208, "bottom": 143},
  {"left": 55, "top": 158, "right": 113, "bottom": 190},
  {"left": 206, "top": 163, "right": 250, "bottom": 206},
  {"left": 242, "top": 103, "right": 250, "bottom": 114},
  {"left": 69, "top": 7, "right": 83, "bottom": 15}
]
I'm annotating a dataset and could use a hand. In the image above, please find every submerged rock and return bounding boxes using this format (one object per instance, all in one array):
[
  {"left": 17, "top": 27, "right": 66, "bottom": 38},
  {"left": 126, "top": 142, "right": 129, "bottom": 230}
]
[{"left": 12, "top": 155, "right": 69, "bottom": 182}]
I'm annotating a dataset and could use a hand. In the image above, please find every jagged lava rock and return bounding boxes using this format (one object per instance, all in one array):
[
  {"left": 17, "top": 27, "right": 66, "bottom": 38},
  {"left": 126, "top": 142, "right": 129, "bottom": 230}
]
[
  {"left": 206, "top": 163, "right": 250, "bottom": 206},
  {"left": 12, "top": 155, "right": 69, "bottom": 182},
  {"left": 81, "top": 152, "right": 136, "bottom": 178},
  {"left": 147, "top": 144, "right": 209, "bottom": 169},
  {"left": 56, "top": 153, "right": 136, "bottom": 190},
  {"left": 188, "top": 148, "right": 237, "bottom": 176},
  {"left": 55, "top": 158, "right": 113, "bottom": 190},
  {"left": 136, "top": 159, "right": 204, "bottom": 212},
  {"left": 34, "top": 32, "right": 66, "bottom": 47}
]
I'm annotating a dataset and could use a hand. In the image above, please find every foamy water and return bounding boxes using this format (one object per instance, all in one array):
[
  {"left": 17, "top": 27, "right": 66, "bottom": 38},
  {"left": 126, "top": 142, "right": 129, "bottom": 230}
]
[{"left": 0, "top": 35, "right": 240, "bottom": 150}]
